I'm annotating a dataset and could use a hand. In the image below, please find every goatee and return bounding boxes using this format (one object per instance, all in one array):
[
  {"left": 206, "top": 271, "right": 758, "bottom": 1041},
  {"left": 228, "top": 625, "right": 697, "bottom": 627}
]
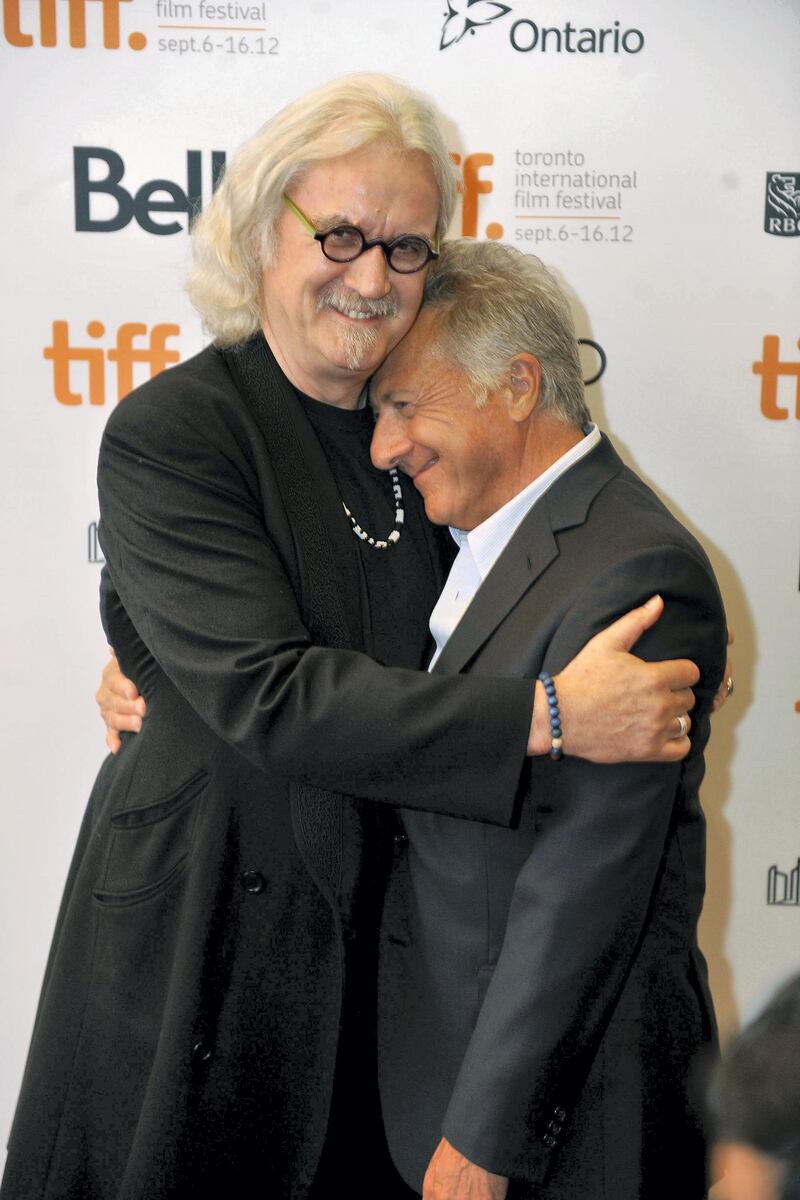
[{"left": 317, "top": 284, "right": 399, "bottom": 371}]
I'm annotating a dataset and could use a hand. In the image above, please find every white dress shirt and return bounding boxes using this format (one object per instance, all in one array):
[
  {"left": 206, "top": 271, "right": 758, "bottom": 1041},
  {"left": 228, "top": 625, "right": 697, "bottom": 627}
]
[{"left": 428, "top": 424, "right": 601, "bottom": 669}]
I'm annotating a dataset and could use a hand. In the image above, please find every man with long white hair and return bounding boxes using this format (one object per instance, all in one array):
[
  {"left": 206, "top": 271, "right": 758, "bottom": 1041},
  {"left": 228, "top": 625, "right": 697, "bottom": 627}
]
[{"left": 3, "top": 76, "right": 705, "bottom": 1200}]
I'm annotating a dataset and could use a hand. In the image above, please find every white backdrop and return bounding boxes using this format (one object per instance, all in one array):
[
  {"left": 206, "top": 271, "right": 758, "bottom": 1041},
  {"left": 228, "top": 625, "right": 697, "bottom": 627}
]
[{"left": 2, "top": 0, "right": 799, "bottom": 1154}]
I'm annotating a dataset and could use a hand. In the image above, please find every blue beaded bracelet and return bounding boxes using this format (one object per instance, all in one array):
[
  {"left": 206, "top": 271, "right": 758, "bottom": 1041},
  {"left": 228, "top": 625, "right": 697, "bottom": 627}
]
[{"left": 538, "top": 671, "right": 564, "bottom": 761}]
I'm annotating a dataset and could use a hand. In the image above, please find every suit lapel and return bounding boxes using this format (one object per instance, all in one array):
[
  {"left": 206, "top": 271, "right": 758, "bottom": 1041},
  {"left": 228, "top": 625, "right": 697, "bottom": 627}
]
[{"left": 432, "top": 435, "right": 625, "bottom": 676}]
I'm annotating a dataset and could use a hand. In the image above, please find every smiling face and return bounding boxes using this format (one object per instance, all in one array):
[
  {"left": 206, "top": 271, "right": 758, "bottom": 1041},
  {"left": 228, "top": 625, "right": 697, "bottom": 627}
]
[
  {"left": 370, "top": 309, "right": 526, "bottom": 530},
  {"left": 259, "top": 139, "right": 440, "bottom": 408}
]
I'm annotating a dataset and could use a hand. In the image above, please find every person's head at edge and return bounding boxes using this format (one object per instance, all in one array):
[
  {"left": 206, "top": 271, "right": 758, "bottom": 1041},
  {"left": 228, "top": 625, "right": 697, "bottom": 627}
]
[
  {"left": 711, "top": 971, "right": 800, "bottom": 1200},
  {"left": 370, "top": 239, "right": 591, "bottom": 531},
  {"left": 187, "top": 73, "right": 457, "bottom": 406}
]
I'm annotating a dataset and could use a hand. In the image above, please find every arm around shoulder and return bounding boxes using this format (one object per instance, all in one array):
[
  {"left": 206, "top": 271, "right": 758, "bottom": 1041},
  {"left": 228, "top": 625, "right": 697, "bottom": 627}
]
[{"left": 98, "top": 384, "right": 532, "bottom": 821}]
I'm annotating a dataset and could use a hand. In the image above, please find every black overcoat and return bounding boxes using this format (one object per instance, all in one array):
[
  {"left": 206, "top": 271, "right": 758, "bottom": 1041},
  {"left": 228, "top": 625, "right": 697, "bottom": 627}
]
[{"left": 2, "top": 336, "right": 533, "bottom": 1200}]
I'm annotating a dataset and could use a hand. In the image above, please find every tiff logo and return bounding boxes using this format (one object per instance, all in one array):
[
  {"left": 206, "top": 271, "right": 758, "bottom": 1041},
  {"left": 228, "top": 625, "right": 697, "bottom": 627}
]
[
  {"left": 451, "top": 152, "right": 504, "bottom": 241},
  {"left": 767, "top": 859, "right": 800, "bottom": 907},
  {"left": 753, "top": 336, "right": 800, "bottom": 419},
  {"left": 44, "top": 321, "right": 180, "bottom": 405},
  {"left": 3, "top": 0, "right": 146, "bottom": 49}
]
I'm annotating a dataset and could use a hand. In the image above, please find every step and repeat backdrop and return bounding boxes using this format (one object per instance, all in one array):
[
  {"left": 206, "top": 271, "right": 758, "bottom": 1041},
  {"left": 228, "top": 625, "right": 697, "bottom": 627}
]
[{"left": 1, "top": 0, "right": 798, "bottom": 1149}]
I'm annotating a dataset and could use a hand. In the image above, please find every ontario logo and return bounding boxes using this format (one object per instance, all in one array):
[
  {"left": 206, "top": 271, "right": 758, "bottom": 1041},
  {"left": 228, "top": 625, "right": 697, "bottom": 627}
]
[
  {"left": 764, "top": 173, "right": 800, "bottom": 237},
  {"left": 438, "top": 4, "right": 645, "bottom": 53},
  {"left": 439, "top": 0, "right": 511, "bottom": 49}
]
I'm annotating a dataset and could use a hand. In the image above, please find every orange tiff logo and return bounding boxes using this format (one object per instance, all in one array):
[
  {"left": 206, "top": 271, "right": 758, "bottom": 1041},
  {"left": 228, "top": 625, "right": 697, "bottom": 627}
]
[
  {"left": 752, "top": 336, "right": 800, "bottom": 419},
  {"left": 451, "top": 153, "right": 503, "bottom": 241},
  {"left": 44, "top": 321, "right": 180, "bottom": 405},
  {"left": 3, "top": 0, "right": 146, "bottom": 49}
]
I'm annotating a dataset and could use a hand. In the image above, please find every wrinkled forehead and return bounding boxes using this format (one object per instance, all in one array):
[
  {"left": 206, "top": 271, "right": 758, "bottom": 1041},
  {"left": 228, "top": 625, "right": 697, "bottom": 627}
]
[
  {"left": 293, "top": 142, "right": 440, "bottom": 219},
  {"left": 373, "top": 316, "right": 434, "bottom": 383},
  {"left": 371, "top": 313, "right": 449, "bottom": 406}
]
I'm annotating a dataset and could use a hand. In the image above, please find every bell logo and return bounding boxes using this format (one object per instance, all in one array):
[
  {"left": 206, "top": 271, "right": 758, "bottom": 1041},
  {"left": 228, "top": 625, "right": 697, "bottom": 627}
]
[
  {"left": 44, "top": 321, "right": 180, "bottom": 405},
  {"left": 450, "top": 152, "right": 503, "bottom": 240},
  {"left": 74, "top": 148, "right": 226, "bottom": 234},
  {"left": 3, "top": 0, "right": 146, "bottom": 49},
  {"left": 752, "top": 336, "right": 800, "bottom": 419}
]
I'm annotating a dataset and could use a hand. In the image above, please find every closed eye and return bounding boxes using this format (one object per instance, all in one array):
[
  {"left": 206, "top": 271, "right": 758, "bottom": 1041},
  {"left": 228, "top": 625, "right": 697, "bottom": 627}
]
[{"left": 369, "top": 390, "right": 416, "bottom": 416}]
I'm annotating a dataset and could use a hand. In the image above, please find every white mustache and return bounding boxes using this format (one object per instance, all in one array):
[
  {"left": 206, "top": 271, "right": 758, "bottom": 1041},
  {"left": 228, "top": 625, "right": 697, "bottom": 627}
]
[{"left": 317, "top": 285, "right": 399, "bottom": 321}]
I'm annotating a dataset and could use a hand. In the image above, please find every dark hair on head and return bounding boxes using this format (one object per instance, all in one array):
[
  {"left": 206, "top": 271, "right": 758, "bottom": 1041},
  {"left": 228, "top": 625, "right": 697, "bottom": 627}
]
[{"left": 712, "top": 971, "right": 800, "bottom": 1200}]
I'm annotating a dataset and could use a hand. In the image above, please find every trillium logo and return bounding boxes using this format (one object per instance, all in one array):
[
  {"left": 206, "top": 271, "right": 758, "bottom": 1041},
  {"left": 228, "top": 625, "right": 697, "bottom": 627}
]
[{"left": 439, "top": 0, "right": 511, "bottom": 49}]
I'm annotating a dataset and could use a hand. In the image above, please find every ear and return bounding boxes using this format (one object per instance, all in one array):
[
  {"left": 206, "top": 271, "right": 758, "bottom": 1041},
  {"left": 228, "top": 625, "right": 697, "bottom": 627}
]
[{"left": 507, "top": 353, "right": 541, "bottom": 423}]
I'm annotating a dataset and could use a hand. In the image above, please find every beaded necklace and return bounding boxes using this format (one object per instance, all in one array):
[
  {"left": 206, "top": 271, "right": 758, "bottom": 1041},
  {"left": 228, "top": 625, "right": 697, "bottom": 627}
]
[{"left": 342, "top": 467, "right": 404, "bottom": 550}]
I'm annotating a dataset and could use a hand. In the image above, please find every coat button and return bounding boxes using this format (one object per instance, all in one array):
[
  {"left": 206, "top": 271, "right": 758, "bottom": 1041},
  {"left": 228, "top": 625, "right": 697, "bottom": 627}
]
[
  {"left": 392, "top": 831, "right": 408, "bottom": 851},
  {"left": 191, "top": 1040, "right": 212, "bottom": 1066},
  {"left": 543, "top": 1133, "right": 557, "bottom": 1148},
  {"left": 554, "top": 1105, "right": 567, "bottom": 1121},
  {"left": 240, "top": 870, "right": 266, "bottom": 894}
]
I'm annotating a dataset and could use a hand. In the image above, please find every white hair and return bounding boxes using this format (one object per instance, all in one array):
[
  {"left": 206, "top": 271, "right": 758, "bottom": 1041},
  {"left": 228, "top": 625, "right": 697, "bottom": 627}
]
[{"left": 187, "top": 74, "right": 458, "bottom": 345}]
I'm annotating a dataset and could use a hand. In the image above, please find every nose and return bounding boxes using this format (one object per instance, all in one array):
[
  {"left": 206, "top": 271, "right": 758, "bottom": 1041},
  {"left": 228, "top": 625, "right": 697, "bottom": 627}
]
[
  {"left": 343, "top": 244, "right": 392, "bottom": 300},
  {"left": 370, "top": 410, "right": 413, "bottom": 471}
]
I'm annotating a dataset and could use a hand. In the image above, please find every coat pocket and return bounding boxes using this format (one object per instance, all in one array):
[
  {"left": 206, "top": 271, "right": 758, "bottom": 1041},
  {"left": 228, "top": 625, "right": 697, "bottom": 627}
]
[{"left": 93, "top": 769, "right": 208, "bottom": 906}]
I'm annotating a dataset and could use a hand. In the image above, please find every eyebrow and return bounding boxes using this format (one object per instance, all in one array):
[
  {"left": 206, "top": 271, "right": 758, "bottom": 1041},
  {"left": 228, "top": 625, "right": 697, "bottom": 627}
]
[
  {"left": 312, "top": 213, "right": 352, "bottom": 231},
  {"left": 370, "top": 385, "right": 417, "bottom": 410},
  {"left": 311, "top": 212, "right": 435, "bottom": 242}
]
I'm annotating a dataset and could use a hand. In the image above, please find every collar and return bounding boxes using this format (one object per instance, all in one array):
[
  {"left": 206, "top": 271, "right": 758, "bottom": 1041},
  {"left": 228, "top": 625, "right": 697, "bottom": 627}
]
[{"left": 450, "top": 423, "right": 601, "bottom": 582}]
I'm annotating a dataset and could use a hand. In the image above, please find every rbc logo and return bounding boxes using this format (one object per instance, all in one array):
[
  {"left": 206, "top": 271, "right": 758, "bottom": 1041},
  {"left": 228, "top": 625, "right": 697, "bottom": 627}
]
[
  {"left": 44, "top": 321, "right": 180, "bottom": 405},
  {"left": 764, "top": 173, "right": 800, "bottom": 237},
  {"left": 74, "top": 147, "right": 226, "bottom": 234}
]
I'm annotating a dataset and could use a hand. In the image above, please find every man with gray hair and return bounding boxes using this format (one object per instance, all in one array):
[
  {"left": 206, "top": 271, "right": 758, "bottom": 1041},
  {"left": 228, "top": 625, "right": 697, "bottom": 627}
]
[{"left": 371, "top": 240, "right": 727, "bottom": 1200}]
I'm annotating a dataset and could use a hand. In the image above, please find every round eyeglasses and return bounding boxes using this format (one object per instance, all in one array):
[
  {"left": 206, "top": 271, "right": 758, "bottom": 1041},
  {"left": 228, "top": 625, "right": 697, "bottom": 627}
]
[{"left": 283, "top": 195, "right": 439, "bottom": 274}]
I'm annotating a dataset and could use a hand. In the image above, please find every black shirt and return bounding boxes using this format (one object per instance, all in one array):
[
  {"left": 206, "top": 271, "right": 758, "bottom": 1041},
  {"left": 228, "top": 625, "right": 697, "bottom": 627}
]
[
  {"left": 296, "top": 390, "right": 441, "bottom": 671},
  {"left": 296, "top": 391, "right": 438, "bottom": 1196}
]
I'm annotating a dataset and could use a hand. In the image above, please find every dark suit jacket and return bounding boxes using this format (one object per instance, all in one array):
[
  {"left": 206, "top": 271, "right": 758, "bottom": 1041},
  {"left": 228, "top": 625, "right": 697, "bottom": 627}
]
[
  {"left": 379, "top": 435, "right": 727, "bottom": 1200},
  {"left": 1, "top": 336, "right": 535, "bottom": 1200}
]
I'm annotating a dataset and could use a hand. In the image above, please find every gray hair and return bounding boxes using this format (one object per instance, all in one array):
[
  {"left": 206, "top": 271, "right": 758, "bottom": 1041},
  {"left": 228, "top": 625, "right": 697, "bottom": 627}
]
[
  {"left": 187, "top": 73, "right": 458, "bottom": 345},
  {"left": 422, "top": 240, "right": 590, "bottom": 426}
]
